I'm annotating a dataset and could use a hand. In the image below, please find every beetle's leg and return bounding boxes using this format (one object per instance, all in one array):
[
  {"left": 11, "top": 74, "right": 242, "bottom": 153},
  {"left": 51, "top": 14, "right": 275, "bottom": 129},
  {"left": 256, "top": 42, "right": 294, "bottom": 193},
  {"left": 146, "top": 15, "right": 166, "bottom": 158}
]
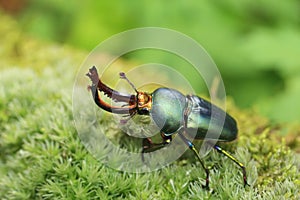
[
  {"left": 178, "top": 131, "right": 210, "bottom": 190},
  {"left": 141, "top": 134, "right": 172, "bottom": 161},
  {"left": 181, "top": 98, "right": 209, "bottom": 189},
  {"left": 213, "top": 145, "right": 250, "bottom": 187},
  {"left": 142, "top": 134, "right": 172, "bottom": 153}
]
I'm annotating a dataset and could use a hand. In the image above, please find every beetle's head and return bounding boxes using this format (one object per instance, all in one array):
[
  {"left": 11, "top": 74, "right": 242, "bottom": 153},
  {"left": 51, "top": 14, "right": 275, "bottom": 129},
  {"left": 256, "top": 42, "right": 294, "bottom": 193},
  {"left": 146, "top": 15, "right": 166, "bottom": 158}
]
[
  {"left": 86, "top": 66, "right": 152, "bottom": 120},
  {"left": 136, "top": 92, "right": 152, "bottom": 115}
]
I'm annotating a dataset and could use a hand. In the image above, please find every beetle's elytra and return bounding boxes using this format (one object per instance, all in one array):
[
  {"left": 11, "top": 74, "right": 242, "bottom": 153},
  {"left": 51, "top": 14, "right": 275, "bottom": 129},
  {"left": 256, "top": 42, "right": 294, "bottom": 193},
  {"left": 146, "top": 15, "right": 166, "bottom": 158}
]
[{"left": 86, "top": 66, "right": 249, "bottom": 189}]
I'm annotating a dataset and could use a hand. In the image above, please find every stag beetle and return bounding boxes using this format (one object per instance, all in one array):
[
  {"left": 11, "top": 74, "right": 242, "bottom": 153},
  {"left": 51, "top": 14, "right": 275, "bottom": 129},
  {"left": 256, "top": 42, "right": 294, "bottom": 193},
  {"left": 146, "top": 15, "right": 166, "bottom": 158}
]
[{"left": 86, "top": 66, "right": 249, "bottom": 189}]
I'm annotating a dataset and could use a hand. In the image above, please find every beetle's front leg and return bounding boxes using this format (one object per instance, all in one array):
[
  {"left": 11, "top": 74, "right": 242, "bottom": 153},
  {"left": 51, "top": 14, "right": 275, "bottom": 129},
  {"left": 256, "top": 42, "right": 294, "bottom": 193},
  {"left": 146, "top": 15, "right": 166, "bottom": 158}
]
[{"left": 141, "top": 133, "right": 172, "bottom": 161}]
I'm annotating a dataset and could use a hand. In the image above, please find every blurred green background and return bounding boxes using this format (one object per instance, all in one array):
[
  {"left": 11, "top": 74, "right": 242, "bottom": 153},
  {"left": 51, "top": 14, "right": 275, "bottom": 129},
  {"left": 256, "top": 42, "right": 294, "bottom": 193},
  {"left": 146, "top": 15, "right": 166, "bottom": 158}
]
[{"left": 1, "top": 0, "right": 300, "bottom": 124}]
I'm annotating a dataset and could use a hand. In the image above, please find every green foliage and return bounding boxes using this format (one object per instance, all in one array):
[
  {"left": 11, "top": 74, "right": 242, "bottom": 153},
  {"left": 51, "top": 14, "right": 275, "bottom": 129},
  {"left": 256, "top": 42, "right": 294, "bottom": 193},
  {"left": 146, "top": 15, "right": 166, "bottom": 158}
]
[
  {"left": 0, "top": 13, "right": 299, "bottom": 200},
  {"left": 5, "top": 0, "right": 300, "bottom": 123}
]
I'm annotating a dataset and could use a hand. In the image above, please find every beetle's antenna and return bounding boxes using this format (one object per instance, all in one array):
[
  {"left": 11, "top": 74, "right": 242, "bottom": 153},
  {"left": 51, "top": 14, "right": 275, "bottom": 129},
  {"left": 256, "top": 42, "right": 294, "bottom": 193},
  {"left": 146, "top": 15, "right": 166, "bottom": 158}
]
[{"left": 119, "top": 72, "right": 138, "bottom": 93}]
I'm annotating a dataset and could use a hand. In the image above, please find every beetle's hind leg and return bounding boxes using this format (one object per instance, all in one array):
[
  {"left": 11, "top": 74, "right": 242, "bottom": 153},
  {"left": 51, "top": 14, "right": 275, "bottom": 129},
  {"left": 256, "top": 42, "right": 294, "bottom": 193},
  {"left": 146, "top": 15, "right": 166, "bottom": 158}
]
[
  {"left": 213, "top": 145, "right": 250, "bottom": 187},
  {"left": 141, "top": 133, "right": 172, "bottom": 162}
]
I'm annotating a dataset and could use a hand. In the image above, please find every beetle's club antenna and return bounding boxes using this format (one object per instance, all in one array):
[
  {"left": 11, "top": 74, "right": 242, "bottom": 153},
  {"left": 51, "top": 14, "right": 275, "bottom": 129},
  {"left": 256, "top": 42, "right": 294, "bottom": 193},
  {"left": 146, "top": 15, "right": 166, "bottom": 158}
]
[{"left": 119, "top": 72, "right": 153, "bottom": 114}]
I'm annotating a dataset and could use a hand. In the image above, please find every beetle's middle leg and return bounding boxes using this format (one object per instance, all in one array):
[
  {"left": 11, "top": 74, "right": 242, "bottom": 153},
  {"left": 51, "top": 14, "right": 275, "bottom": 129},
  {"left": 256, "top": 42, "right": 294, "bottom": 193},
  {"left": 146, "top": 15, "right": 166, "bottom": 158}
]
[{"left": 179, "top": 101, "right": 210, "bottom": 189}]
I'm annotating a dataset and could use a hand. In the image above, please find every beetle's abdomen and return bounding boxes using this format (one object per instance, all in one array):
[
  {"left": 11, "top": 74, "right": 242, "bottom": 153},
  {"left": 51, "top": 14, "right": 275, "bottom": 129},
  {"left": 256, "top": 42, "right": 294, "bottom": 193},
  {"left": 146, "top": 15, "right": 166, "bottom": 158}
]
[
  {"left": 186, "top": 95, "right": 238, "bottom": 141},
  {"left": 150, "top": 88, "right": 186, "bottom": 135}
]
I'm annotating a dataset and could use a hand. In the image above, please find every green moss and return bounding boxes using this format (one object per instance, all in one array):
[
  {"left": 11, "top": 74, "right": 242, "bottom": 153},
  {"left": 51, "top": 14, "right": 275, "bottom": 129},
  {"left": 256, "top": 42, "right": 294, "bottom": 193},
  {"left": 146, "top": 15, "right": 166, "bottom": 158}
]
[{"left": 0, "top": 13, "right": 299, "bottom": 200}]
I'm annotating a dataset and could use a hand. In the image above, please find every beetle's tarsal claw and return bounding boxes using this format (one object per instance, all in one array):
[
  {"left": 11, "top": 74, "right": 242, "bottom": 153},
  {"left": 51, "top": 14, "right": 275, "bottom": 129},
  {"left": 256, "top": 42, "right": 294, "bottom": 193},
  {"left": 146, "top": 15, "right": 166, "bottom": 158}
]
[
  {"left": 241, "top": 166, "right": 250, "bottom": 187},
  {"left": 244, "top": 179, "right": 250, "bottom": 188},
  {"left": 202, "top": 184, "right": 209, "bottom": 190},
  {"left": 202, "top": 169, "right": 210, "bottom": 190}
]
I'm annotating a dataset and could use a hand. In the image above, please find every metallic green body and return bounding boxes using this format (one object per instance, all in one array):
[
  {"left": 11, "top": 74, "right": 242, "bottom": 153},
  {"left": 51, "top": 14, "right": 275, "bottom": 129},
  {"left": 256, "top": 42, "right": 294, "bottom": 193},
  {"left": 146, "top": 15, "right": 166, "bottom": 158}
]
[{"left": 150, "top": 88, "right": 238, "bottom": 141}]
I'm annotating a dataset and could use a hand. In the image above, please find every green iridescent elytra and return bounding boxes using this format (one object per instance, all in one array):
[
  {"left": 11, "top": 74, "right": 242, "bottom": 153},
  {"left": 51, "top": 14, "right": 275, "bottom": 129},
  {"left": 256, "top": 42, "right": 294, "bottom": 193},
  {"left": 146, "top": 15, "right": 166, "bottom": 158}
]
[{"left": 150, "top": 88, "right": 238, "bottom": 141}]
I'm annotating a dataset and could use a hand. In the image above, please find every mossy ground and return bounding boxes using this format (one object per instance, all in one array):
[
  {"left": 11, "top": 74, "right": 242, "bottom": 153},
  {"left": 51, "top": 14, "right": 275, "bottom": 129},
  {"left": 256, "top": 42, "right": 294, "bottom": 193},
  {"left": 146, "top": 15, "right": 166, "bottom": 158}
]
[{"left": 0, "top": 13, "right": 299, "bottom": 199}]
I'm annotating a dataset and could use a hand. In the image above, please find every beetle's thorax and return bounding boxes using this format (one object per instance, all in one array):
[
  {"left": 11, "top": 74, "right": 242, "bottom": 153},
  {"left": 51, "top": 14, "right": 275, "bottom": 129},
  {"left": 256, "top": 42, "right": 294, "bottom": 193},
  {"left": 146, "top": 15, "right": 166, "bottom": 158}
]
[
  {"left": 149, "top": 88, "right": 186, "bottom": 135},
  {"left": 137, "top": 92, "right": 152, "bottom": 112}
]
